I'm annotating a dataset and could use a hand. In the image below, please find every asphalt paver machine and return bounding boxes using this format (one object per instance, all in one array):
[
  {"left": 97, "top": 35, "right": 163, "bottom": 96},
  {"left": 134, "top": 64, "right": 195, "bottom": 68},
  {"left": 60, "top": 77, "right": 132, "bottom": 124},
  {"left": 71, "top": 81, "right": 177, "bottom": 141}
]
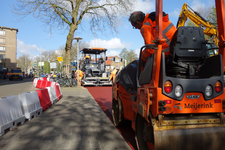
[
  {"left": 112, "top": 0, "right": 225, "bottom": 150},
  {"left": 80, "top": 47, "right": 112, "bottom": 86}
]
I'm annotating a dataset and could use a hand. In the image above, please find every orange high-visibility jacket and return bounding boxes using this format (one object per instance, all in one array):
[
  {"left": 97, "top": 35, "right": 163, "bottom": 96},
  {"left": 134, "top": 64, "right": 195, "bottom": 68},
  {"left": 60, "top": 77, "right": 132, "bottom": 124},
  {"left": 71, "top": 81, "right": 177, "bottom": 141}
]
[
  {"left": 109, "top": 69, "right": 118, "bottom": 82},
  {"left": 75, "top": 70, "right": 84, "bottom": 78},
  {"left": 140, "top": 12, "right": 177, "bottom": 62}
]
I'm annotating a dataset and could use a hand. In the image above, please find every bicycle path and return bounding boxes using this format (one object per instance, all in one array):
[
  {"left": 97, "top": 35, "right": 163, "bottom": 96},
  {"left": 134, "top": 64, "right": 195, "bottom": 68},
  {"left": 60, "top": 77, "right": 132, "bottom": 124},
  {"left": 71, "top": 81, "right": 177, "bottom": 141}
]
[{"left": 0, "top": 86, "right": 131, "bottom": 150}]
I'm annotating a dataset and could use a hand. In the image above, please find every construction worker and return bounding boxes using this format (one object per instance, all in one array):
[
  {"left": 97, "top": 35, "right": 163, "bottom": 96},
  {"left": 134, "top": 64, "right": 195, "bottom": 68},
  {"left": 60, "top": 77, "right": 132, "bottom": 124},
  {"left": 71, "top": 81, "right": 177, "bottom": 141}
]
[
  {"left": 109, "top": 68, "right": 119, "bottom": 82},
  {"left": 75, "top": 69, "right": 84, "bottom": 86},
  {"left": 84, "top": 55, "right": 90, "bottom": 64},
  {"left": 84, "top": 55, "right": 90, "bottom": 59},
  {"left": 53, "top": 73, "right": 57, "bottom": 78},
  {"left": 129, "top": 11, "right": 177, "bottom": 66}
]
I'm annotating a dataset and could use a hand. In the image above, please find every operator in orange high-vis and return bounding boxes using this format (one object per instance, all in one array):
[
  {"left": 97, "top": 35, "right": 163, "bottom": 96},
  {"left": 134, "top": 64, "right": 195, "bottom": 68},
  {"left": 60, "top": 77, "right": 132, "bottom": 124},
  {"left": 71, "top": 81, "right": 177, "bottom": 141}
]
[
  {"left": 129, "top": 11, "right": 176, "bottom": 66},
  {"left": 84, "top": 55, "right": 90, "bottom": 59},
  {"left": 75, "top": 69, "right": 84, "bottom": 86},
  {"left": 84, "top": 55, "right": 91, "bottom": 64},
  {"left": 109, "top": 69, "right": 119, "bottom": 82}
]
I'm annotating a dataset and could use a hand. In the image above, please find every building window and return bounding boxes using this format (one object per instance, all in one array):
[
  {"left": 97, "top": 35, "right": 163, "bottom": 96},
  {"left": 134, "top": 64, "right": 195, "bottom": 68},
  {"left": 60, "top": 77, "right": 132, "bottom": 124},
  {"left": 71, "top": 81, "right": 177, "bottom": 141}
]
[
  {"left": 0, "top": 54, "right": 5, "bottom": 60},
  {"left": 0, "top": 62, "right": 6, "bottom": 67},
  {"left": 106, "top": 66, "right": 110, "bottom": 69},
  {"left": 111, "top": 66, "right": 114, "bottom": 69},
  {"left": 0, "top": 38, "right": 5, "bottom": 44},
  {"left": 115, "top": 59, "right": 120, "bottom": 63},
  {"left": 0, "top": 30, "right": 5, "bottom": 36},
  {"left": 0, "top": 46, "right": 5, "bottom": 52}
]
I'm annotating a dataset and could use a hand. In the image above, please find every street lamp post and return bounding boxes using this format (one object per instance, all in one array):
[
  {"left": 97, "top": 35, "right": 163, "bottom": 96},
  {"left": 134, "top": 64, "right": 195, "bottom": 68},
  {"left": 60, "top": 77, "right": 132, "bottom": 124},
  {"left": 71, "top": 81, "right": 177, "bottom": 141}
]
[{"left": 73, "top": 36, "right": 82, "bottom": 86}]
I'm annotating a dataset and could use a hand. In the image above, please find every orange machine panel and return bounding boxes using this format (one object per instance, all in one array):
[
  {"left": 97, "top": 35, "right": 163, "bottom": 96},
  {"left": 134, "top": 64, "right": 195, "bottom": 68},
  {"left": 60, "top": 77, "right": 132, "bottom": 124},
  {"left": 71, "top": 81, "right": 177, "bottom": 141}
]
[
  {"left": 118, "top": 83, "right": 136, "bottom": 121},
  {"left": 150, "top": 88, "right": 224, "bottom": 117}
]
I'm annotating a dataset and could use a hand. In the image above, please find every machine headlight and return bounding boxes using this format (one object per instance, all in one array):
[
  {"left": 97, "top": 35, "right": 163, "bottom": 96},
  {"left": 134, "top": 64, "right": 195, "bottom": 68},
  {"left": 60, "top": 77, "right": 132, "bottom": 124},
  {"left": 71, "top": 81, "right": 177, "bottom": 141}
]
[
  {"left": 175, "top": 85, "right": 182, "bottom": 98},
  {"left": 205, "top": 85, "right": 213, "bottom": 97}
]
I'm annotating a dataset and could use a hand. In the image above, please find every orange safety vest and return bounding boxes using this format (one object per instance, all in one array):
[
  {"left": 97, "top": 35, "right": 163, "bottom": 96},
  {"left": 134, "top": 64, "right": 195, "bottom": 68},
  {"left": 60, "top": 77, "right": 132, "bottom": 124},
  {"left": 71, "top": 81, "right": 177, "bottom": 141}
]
[
  {"left": 75, "top": 70, "right": 83, "bottom": 77},
  {"left": 140, "top": 13, "right": 177, "bottom": 62},
  {"left": 109, "top": 69, "right": 118, "bottom": 82}
]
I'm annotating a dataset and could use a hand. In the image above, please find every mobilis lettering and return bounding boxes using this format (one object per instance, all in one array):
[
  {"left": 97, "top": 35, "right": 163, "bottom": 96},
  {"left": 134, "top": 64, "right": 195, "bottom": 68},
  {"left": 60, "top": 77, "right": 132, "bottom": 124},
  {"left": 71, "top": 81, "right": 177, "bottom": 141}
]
[{"left": 184, "top": 103, "right": 213, "bottom": 110}]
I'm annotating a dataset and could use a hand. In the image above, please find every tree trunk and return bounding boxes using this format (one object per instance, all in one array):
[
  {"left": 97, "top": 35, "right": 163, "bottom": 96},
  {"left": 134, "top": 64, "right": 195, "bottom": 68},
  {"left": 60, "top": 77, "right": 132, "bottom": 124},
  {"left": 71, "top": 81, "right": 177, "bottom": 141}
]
[{"left": 64, "top": 24, "right": 77, "bottom": 76}]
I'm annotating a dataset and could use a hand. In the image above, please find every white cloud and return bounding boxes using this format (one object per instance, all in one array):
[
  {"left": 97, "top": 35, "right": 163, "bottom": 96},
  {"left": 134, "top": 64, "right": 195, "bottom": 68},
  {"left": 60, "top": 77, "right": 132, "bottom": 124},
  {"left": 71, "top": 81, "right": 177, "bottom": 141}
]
[
  {"left": 89, "top": 38, "right": 128, "bottom": 49},
  {"left": 190, "top": 0, "right": 206, "bottom": 11},
  {"left": 107, "top": 50, "right": 120, "bottom": 56},
  {"left": 132, "top": 0, "right": 155, "bottom": 13},
  {"left": 169, "top": 8, "right": 180, "bottom": 18},
  {"left": 17, "top": 39, "right": 45, "bottom": 57}
]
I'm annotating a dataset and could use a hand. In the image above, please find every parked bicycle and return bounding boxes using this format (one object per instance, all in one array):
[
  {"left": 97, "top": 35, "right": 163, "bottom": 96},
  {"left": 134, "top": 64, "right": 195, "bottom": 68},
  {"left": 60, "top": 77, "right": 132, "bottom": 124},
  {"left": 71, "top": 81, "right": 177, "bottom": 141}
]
[{"left": 52, "top": 75, "right": 77, "bottom": 87}]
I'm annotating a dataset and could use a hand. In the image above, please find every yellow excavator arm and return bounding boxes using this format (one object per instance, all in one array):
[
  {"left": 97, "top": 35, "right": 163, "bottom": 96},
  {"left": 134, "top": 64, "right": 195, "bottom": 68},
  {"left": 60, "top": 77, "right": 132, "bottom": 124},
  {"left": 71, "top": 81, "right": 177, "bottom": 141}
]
[{"left": 177, "top": 3, "right": 218, "bottom": 46}]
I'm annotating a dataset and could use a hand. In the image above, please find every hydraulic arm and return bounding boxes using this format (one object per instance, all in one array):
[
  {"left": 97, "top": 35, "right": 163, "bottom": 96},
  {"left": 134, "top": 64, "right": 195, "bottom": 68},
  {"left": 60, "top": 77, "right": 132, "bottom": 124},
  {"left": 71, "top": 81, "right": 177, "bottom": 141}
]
[{"left": 177, "top": 3, "right": 218, "bottom": 46}]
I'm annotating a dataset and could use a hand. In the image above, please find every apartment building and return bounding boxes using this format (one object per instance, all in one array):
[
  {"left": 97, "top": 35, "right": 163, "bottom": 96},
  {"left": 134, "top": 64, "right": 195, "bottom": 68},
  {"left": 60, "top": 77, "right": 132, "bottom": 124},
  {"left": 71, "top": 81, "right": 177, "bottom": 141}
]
[{"left": 0, "top": 26, "right": 18, "bottom": 71}]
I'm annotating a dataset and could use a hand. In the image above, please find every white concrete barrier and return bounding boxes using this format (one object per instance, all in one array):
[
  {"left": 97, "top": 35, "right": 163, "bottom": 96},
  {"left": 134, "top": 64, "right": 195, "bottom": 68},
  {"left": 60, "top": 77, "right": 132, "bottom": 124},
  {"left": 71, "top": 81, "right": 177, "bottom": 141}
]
[
  {"left": 46, "top": 86, "right": 58, "bottom": 104},
  {"left": 0, "top": 95, "right": 25, "bottom": 136},
  {"left": 18, "top": 91, "right": 43, "bottom": 120},
  {"left": 0, "top": 97, "right": 14, "bottom": 136}
]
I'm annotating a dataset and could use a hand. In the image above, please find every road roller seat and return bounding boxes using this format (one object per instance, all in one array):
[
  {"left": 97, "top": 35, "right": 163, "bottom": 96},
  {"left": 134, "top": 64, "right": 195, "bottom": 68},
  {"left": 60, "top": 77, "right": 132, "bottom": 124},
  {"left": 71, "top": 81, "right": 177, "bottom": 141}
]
[{"left": 166, "top": 26, "right": 208, "bottom": 77}]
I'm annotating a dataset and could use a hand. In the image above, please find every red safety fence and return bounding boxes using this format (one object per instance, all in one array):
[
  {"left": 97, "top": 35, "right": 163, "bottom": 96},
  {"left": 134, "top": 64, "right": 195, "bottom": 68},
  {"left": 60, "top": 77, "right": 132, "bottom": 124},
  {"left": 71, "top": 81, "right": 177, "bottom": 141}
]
[
  {"left": 36, "top": 80, "right": 42, "bottom": 88},
  {"left": 33, "top": 78, "right": 62, "bottom": 102},
  {"left": 55, "top": 85, "right": 62, "bottom": 100},
  {"left": 40, "top": 80, "right": 47, "bottom": 89},
  {"left": 36, "top": 88, "right": 52, "bottom": 111},
  {"left": 45, "top": 81, "right": 52, "bottom": 87}
]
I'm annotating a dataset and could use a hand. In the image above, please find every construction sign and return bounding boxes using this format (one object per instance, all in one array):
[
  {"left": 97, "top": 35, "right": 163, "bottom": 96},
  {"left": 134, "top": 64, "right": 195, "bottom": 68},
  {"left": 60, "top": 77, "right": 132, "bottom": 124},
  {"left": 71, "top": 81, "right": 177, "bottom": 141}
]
[{"left": 57, "top": 57, "right": 63, "bottom": 62}]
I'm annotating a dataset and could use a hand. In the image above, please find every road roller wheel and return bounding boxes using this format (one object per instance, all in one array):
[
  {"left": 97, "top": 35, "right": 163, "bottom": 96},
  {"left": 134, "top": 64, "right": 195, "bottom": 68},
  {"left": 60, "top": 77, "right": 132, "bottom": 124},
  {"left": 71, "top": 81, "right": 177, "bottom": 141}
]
[
  {"left": 135, "top": 114, "right": 154, "bottom": 150},
  {"left": 112, "top": 97, "right": 130, "bottom": 127}
]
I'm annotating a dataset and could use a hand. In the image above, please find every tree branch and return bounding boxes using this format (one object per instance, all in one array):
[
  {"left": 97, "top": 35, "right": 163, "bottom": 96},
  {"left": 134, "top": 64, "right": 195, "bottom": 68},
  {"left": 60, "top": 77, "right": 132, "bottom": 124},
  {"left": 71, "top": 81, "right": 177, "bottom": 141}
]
[{"left": 48, "top": 0, "right": 72, "bottom": 25}]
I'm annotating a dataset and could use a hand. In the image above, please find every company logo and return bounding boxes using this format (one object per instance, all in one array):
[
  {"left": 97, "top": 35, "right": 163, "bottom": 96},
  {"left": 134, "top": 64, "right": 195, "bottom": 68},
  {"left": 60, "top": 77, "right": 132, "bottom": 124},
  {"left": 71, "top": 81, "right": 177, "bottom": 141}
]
[
  {"left": 184, "top": 103, "right": 213, "bottom": 110},
  {"left": 175, "top": 103, "right": 182, "bottom": 111},
  {"left": 186, "top": 95, "right": 200, "bottom": 99}
]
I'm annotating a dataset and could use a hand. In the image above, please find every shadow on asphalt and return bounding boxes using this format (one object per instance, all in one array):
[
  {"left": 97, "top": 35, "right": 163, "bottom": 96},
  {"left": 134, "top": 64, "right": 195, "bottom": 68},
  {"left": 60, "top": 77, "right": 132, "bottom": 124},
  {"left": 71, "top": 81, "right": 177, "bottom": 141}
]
[
  {"left": 0, "top": 90, "right": 131, "bottom": 150},
  {"left": 86, "top": 86, "right": 137, "bottom": 150}
]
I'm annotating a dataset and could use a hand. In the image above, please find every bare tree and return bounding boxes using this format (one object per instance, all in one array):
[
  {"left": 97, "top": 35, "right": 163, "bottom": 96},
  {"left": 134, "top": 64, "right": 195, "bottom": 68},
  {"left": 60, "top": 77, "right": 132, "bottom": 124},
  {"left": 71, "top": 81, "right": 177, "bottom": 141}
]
[
  {"left": 12, "top": 0, "right": 134, "bottom": 69},
  {"left": 17, "top": 54, "right": 32, "bottom": 72}
]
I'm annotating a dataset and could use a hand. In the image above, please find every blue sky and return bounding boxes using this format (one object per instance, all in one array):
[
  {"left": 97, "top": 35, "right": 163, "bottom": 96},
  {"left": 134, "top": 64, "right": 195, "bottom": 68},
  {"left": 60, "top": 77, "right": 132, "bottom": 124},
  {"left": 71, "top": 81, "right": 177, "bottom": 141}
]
[{"left": 0, "top": 0, "right": 215, "bottom": 58}]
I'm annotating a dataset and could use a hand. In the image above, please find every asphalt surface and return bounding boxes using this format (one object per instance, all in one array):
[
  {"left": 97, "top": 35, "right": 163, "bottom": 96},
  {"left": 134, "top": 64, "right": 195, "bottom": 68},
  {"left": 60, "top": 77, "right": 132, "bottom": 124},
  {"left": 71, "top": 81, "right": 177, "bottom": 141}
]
[
  {"left": 0, "top": 79, "right": 132, "bottom": 150},
  {"left": 0, "top": 78, "right": 37, "bottom": 97}
]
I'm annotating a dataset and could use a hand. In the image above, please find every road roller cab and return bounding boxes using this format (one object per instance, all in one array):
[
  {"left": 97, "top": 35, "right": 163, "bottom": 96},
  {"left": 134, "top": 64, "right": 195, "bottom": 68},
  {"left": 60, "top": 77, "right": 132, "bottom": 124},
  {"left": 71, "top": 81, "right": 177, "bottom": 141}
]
[{"left": 112, "top": 1, "right": 225, "bottom": 150}]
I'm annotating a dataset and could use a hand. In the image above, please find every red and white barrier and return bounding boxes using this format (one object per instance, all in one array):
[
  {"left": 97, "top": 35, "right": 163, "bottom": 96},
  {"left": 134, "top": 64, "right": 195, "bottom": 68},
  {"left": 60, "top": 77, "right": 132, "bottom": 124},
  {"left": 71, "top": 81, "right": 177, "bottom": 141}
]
[
  {"left": 32, "top": 78, "right": 38, "bottom": 88},
  {"left": 0, "top": 78, "right": 63, "bottom": 136},
  {"left": 55, "top": 84, "right": 62, "bottom": 100},
  {"left": 36, "top": 89, "right": 52, "bottom": 111},
  {"left": 46, "top": 86, "right": 58, "bottom": 104}
]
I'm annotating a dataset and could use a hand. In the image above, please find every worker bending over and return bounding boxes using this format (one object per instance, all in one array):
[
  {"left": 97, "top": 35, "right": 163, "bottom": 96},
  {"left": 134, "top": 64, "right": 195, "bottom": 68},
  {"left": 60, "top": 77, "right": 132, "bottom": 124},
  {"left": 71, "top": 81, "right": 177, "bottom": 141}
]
[{"left": 129, "top": 11, "right": 176, "bottom": 66}]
